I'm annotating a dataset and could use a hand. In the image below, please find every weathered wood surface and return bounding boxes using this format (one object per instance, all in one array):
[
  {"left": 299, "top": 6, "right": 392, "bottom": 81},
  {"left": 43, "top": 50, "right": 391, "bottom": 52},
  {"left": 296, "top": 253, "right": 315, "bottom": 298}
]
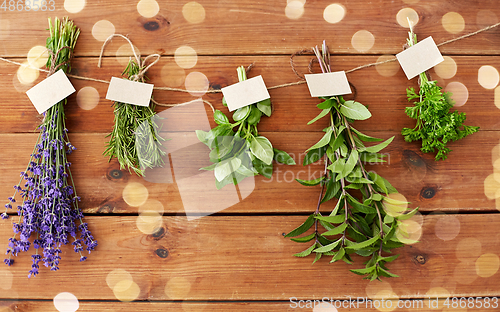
[
  {"left": 2, "top": 300, "right": 500, "bottom": 312},
  {"left": 0, "top": 55, "right": 497, "bottom": 133},
  {"left": 0, "top": 131, "right": 497, "bottom": 214},
  {"left": 1, "top": 1, "right": 500, "bottom": 56},
  {"left": 1, "top": 0, "right": 500, "bottom": 309},
  {"left": 0, "top": 215, "right": 499, "bottom": 301}
]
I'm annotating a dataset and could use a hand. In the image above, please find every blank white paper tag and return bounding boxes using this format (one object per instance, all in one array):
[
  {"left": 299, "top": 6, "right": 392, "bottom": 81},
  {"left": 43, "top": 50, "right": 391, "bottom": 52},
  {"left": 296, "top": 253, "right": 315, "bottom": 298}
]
[
  {"left": 26, "top": 69, "right": 76, "bottom": 114},
  {"left": 106, "top": 77, "right": 154, "bottom": 107},
  {"left": 221, "top": 75, "right": 270, "bottom": 111},
  {"left": 304, "top": 71, "right": 352, "bottom": 97},
  {"left": 396, "top": 36, "right": 444, "bottom": 80}
]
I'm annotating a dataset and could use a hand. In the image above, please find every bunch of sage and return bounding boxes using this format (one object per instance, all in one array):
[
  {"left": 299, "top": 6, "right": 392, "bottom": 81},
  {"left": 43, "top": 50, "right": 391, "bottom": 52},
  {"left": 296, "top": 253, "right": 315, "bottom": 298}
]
[{"left": 286, "top": 42, "right": 417, "bottom": 280}]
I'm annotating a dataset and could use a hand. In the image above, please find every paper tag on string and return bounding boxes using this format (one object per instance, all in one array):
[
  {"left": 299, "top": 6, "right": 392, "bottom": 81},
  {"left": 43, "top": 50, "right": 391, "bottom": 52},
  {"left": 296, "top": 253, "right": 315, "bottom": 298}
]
[
  {"left": 304, "top": 71, "right": 352, "bottom": 97},
  {"left": 26, "top": 70, "right": 76, "bottom": 114},
  {"left": 106, "top": 77, "right": 154, "bottom": 107},
  {"left": 396, "top": 36, "right": 444, "bottom": 79},
  {"left": 221, "top": 76, "right": 270, "bottom": 111}
]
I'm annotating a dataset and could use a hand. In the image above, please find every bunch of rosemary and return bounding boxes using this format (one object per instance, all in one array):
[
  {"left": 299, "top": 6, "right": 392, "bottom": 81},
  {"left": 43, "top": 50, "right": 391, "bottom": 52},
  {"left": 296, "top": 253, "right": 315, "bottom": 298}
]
[
  {"left": 104, "top": 60, "right": 165, "bottom": 176},
  {"left": 197, "top": 66, "right": 295, "bottom": 189},
  {"left": 401, "top": 28, "right": 479, "bottom": 161},
  {"left": 1, "top": 17, "right": 97, "bottom": 277},
  {"left": 286, "top": 42, "right": 417, "bottom": 281}
]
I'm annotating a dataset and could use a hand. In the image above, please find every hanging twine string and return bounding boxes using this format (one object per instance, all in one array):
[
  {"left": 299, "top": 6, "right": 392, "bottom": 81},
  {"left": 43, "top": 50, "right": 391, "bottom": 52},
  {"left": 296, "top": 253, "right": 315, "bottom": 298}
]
[{"left": 1, "top": 21, "right": 500, "bottom": 103}]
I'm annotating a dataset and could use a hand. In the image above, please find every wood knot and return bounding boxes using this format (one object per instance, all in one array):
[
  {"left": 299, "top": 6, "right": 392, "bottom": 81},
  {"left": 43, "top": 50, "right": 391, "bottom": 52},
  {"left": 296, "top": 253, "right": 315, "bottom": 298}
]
[
  {"left": 109, "top": 170, "right": 123, "bottom": 179},
  {"left": 98, "top": 205, "right": 114, "bottom": 213},
  {"left": 414, "top": 254, "right": 426, "bottom": 264},
  {"left": 141, "top": 16, "right": 170, "bottom": 31},
  {"left": 150, "top": 226, "right": 166, "bottom": 239},
  {"left": 420, "top": 186, "right": 436, "bottom": 199},
  {"left": 144, "top": 21, "right": 159, "bottom": 31},
  {"left": 155, "top": 248, "right": 169, "bottom": 258},
  {"left": 402, "top": 150, "right": 426, "bottom": 169}
]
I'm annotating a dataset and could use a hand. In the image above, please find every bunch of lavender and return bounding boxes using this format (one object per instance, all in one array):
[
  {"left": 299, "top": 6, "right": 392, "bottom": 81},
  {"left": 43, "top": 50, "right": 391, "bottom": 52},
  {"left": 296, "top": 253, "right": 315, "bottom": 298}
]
[{"left": 1, "top": 17, "right": 97, "bottom": 278}]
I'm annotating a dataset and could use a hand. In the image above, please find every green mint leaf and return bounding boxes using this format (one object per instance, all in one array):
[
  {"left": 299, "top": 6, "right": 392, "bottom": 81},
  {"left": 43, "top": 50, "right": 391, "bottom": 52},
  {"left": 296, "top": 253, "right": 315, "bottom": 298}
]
[
  {"left": 296, "top": 176, "right": 325, "bottom": 186},
  {"left": 339, "top": 101, "right": 371, "bottom": 120},
  {"left": 307, "top": 108, "right": 330, "bottom": 125},
  {"left": 291, "top": 233, "right": 316, "bottom": 243},
  {"left": 285, "top": 214, "right": 315, "bottom": 237},
  {"left": 364, "top": 136, "right": 394, "bottom": 153},
  {"left": 273, "top": 148, "right": 296, "bottom": 165},
  {"left": 306, "top": 128, "right": 333, "bottom": 152}
]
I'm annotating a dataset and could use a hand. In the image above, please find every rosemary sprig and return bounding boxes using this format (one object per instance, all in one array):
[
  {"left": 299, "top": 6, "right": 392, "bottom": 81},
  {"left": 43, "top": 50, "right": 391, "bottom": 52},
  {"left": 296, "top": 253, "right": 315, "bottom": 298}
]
[
  {"left": 401, "top": 28, "right": 479, "bottom": 161},
  {"left": 197, "top": 66, "right": 295, "bottom": 189},
  {"left": 103, "top": 60, "right": 165, "bottom": 176},
  {"left": 286, "top": 42, "right": 417, "bottom": 281}
]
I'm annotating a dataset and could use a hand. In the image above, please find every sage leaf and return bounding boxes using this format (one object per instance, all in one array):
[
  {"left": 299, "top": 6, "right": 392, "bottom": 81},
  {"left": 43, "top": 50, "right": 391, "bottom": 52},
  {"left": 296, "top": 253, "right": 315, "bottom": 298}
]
[
  {"left": 322, "top": 222, "right": 348, "bottom": 236},
  {"left": 315, "top": 215, "right": 345, "bottom": 224},
  {"left": 307, "top": 108, "right": 330, "bottom": 125},
  {"left": 377, "top": 267, "right": 399, "bottom": 278},
  {"left": 351, "top": 127, "right": 383, "bottom": 142},
  {"left": 342, "top": 150, "right": 358, "bottom": 178},
  {"left": 321, "top": 178, "right": 340, "bottom": 204},
  {"left": 364, "top": 136, "right": 394, "bottom": 153},
  {"left": 378, "top": 254, "right": 399, "bottom": 263},
  {"left": 396, "top": 207, "right": 418, "bottom": 220},
  {"left": 345, "top": 234, "right": 380, "bottom": 251},
  {"left": 285, "top": 214, "right": 315, "bottom": 237},
  {"left": 294, "top": 243, "right": 317, "bottom": 257},
  {"left": 330, "top": 248, "right": 345, "bottom": 263},
  {"left": 291, "top": 233, "right": 316, "bottom": 243},
  {"left": 340, "top": 101, "right": 371, "bottom": 120},
  {"left": 360, "top": 152, "right": 387, "bottom": 163},
  {"left": 296, "top": 176, "right": 325, "bottom": 186},
  {"left": 314, "top": 238, "right": 342, "bottom": 253},
  {"left": 306, "top": 128, "right": 333, "bottom": 152},
  {"left": 303, "top": 146, "right": 326, "bottom": 165},
  {"left": 316, "top": 98, "right": 333, "bottom": 109},
  {"left": 350, "top": 265, "right": 376, "bottom": 275}
]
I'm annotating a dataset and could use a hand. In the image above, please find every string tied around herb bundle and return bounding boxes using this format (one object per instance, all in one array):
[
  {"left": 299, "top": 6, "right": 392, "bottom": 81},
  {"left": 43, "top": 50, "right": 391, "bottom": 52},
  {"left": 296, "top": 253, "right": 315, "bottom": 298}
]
[
  {"left": 97, "top": 34, "right": 215, "bottom": 112},
  {"left": 47, "top": 46, "right": 73, "bottom": 77}
]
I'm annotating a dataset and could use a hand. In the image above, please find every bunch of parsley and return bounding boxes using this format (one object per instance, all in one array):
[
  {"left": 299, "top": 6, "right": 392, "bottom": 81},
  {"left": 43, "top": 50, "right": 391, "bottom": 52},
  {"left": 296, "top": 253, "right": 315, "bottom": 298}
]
[{"left": 401, "top": 31, "right": 479, "bottom": 161}]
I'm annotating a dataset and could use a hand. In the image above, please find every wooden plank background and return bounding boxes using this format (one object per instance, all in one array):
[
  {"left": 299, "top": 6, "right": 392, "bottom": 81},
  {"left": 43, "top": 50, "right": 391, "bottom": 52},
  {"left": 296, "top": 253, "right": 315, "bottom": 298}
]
[{"left": 1, "top": 0, "right": 500, "bottom": 311}]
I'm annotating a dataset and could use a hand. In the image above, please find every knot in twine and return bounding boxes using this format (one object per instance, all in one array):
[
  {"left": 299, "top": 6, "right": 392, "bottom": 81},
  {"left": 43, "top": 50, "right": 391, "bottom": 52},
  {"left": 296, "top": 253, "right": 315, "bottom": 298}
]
[
  {"left": 98, "top": 34, "right": 160, "bottom": 83},
  {"left": 47, "top": 46, "right": 73, "bottom": 77}
]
